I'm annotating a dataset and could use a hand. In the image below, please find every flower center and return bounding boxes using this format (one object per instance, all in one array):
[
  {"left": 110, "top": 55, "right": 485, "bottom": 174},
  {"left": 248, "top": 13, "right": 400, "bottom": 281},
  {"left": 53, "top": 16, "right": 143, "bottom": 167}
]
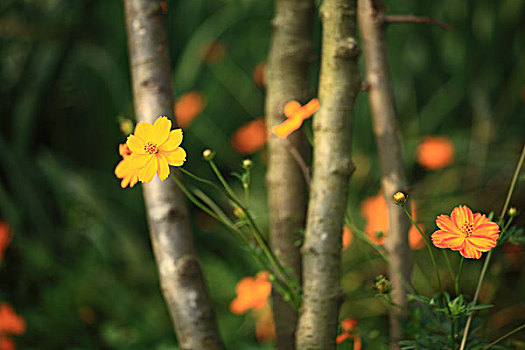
[
  {"left": 144, "top": 141, "right": 159, "bottom": 154},
  {"left": 461, "top": 222, "right": 474, "bottom": 237}
]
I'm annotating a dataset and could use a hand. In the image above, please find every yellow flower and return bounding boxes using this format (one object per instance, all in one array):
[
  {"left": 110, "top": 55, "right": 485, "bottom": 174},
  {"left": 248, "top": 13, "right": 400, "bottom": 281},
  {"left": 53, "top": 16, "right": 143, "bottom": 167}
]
[{"left": 126, "top": 117, "right": 186, "bottom": 183}]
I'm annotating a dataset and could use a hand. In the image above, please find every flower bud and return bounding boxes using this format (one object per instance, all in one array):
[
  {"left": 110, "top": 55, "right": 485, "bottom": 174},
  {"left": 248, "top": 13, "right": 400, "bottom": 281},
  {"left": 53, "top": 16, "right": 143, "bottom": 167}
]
[
  {"left": 393, "top": 191, "right": 407, "bottom": 205},
  {"left": 242, "top": 159, "right": 252, "bottom": 169},
  {"left": 508, "top": 207, "right": 517, "bottom": 217},
  {"left": 233, "top": 207, "right": 245, "bottom": 219},
  {"left": 119, "top": 119, "right": 134, "bottom": 135},
  {"left": 202, "top": 149, "right": 214, "bottom": 160},
  {"left": 374, "top": 275, "right": 391, "bottom": 294}
]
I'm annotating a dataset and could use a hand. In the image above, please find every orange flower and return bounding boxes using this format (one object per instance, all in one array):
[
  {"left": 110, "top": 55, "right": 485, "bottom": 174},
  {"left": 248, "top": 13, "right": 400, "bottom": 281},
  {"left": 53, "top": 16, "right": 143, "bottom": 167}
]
[
  {"left": 0, "top": 222, "right": 12, "bottom": 261},
  {"left": 342, "top": 225, "right": 354, "bottom": 250},
  {"left": 360, "top": 192, "right": 424, "bottom": 250},
  {"left": 253, "top": 62, "right": 266, "bottom": 88},
  {"left": 114, "top": 143, "right": 139, "bottom": 188},
  {"left": 254, "top": 304, "right": 275, "bottom": 342},
  {"left": 0, "top": 303, "right": 26, "bottom": 336},
  {"left": 230, "top": 271, "right": 271, "bottom": 314},
  {"left": 174, "top": 92, "right": 206, "bottom": 128},
  {"left": 336, "top": 318, "right": 361, "bottom": 349},
  {"left": 416, "top": 136, "right": 455, "bottom": 170},
  {"left": 0, "top": 337, "right": 15, "bottom": 350},
  {"left": 272, "top": 98, "right": 319, "bottom": 139},
  {"left": 125, "top": 116, "right": 186, "bottom": 183},
  {"left": 431, "top": 205, "right": 500, "bottom": 259},
  {"left": 231, "top": 119, "right": 267, "bottom": 155}
]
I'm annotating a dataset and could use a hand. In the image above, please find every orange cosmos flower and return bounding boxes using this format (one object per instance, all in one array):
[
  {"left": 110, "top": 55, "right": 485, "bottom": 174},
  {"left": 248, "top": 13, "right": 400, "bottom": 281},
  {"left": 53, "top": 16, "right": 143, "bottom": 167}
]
[
  {"left": 336, "top": 318, "right": 361, "bottom": 349},
  {"left": 125, "top": 116, "right": 186, "bottom": 183},
  {"left": 174, "top": 92, "right": 206, "bottom": 128},
  {"left": 253, "top": 62, "right": 266, "bottom": 88},
  {"left": 342, "top": 225, "right": 354, "bottom": 250},
  {"left": 431, "top": 205, "right": 500, "bottom": 259},
  {"left": 0, "top": 303, "right": 26, "bottom": 350},
  {"left": 360, "top": 192, "right": 424, "bottom": 250},
  {"left": 114, "top": 143, "right": 139, "bottom": 188},
  {"left": 230, "top": 271, "right": 271, "bottom": 314},
  {"left": 272, "top": 98, "right": 319, "bottom": 139},
  {"left": 254, "top": 304, "right": 276, "bottom": 342},
  {"left": 231, "top": 119, "right": 267, "bottom": 155},
  {"left": 0, "top": 222, "right": 12, "bottom": 261},
  {"left": 0, "top": 337, "right": 15, "bottom": 350},
  {"left": 416, "top": 136, "right": 455, "bottom": 170}
]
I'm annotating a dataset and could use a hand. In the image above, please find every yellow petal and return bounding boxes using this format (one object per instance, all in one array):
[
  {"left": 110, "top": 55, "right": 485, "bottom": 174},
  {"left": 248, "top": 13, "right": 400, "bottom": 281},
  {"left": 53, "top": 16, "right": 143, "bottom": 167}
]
[
  {"left": 129, "top": 174, "right": 139, "bottom": 188},
  {"left": 160, "top": 129, "right": 183, "bottom": 151},
  {"left": 153, "top": 116, "right": 171, "bottom": 145},
  {"left": 127, "top": 134, "right": 146, "bottom": 154},
  {"left": 139, "top": 156, "right": 158, "bottom": 183},
  {"left": 127, "top": 154, "right": 152, "bottom": 170},
  {"left": 161, "top": 147, "right": 186, "bottom": 166},
  {"left": 460, "top": 241, "right": 482, "bottom": 259},
  {"left": 156, "top": 154, "right": 170, "bottom": 180},
  {"left": 134, "top": 122, "right": 154, "bottom": 141}
]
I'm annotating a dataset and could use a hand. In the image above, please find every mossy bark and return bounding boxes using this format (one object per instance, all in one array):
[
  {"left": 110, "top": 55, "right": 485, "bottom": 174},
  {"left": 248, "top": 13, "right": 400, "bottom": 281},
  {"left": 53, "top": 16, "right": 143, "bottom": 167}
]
[
  {"left": 358, "top": 0, "right": 412, "bottom": 347},
  {"left": 124, "top": 1, "right": 224, "bottom": 349},
  {"left": 265, "top": 0, "right": 314, "bottom": 349},
  {"left": 295, "top": 0, "right": 360, "bottom": 348}
]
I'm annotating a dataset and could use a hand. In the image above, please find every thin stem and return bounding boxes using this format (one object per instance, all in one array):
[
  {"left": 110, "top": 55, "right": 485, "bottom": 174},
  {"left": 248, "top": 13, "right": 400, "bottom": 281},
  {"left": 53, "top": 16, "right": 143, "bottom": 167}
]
[
  {"left": 443, "top": 250, "right": 456, "bottom": 288},
  {"left": 459, "top": 145, "right": 525, "bottom": 350},
  {"left": 482, "top": 323, "right": 525, "bottom": 350},
  {"left": 455, "top": 257, "right": 464, "bottom": 296},
  {"left": 402, "top": 205, "right": 445, "bottom": 294},
  {"left": 208, "top": 158, "right": 236, "bottom": 199},
  {"left": 451, "top": 318, "right": 456, "bottom": 350},
  {"left": 284, "top": 137, "right": 311, "bottom": 185},
  {"left": 384, "top": 15, "right": 453, "bottom": 31},
  {"left": 243, "top": 166, "right": 250, "bottom": 209}
]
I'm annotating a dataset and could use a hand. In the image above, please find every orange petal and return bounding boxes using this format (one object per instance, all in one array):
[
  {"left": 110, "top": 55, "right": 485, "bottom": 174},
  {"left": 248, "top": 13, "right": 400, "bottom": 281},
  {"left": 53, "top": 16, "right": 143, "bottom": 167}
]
[
  {"left": 436, "top": 215, "right": 459, "bottom": 233},
  {"left": 336, "top": 333, "right": 349, "bottom": 344},
  {"left": 161, "top": 147, "right": 186, "bottom": 166},
  {"left": 284, "top": 101, "right": 301, "bottom": 118},
  {"left": 451, "top": 205, "right": 473, "bottom": 226},
  {"left": 460, "top": 241, "right": 482, "bottom": 259},
  {"left": 468, "top": 236, "right": 497, "bottom": 251},
  {"left": 160, "top": 129, "right": 183, "bottom": 151},
  {"left": 272, "top": 117, "right": 304, "bottom": 139},
  {"left": 153, "top": 116, "right": 171, "bottom": 145}
]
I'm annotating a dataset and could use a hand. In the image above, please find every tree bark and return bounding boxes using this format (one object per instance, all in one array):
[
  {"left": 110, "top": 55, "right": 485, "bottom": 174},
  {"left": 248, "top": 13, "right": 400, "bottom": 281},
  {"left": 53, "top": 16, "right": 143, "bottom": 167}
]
[
  {"left": 357, "top": 0, "right": 411, "bottom": 347},
  {"left": 124, "top": 1, "right": 224, "bottom": 349},
  {"left": 295, "top": 0, "right": 360, "bottom": 348},
  {"left": 265, "top": 1, "right": 314, "bottom": 349}
]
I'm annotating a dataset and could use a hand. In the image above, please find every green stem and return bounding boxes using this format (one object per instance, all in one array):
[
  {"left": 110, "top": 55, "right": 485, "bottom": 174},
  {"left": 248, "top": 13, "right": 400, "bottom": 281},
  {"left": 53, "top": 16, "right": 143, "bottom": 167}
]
[
  {"left": 443, "top": 250, "right": 456, "bottom": 288},
  {"left": 459, "top": 144, "right": 525, "bottom": 350},
  {"left": 455, "top": 257, "right": 464, "bottom": 296},
  {"left": 402, "top": 205, "right": 445, "bottom": 295},
  {"left": 208, "top": 158, "right": 236, "bottom": 199},
  {"left": 451, "top": 318, "right": 456, "bottom": 350},
  {"left": 482, "top": 323, "right": 525, "bottom": 350}
]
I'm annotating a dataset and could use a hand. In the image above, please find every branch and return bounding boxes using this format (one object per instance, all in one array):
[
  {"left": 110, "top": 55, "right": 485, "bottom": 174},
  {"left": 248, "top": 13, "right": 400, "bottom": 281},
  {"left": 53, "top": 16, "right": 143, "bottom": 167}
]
[
  {"left": 385, "top": 15, "right": 453, "bottom": 31},
  {"left": 358, "top": 1, "right": 412, "bottom": 347},
  {"left": 123, "top": 1, "right": 224, "bottom": 348},
  {"left": 295, "top": 0, "right": 360, "bottom": 348},
  {"left": 265, "top": 0, "right": 314, "bottom": 348}
]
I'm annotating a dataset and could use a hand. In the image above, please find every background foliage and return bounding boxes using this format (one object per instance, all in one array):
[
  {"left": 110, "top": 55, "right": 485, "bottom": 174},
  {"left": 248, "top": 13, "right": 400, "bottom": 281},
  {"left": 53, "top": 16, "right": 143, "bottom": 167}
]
[{"left": 0, "top": 0, "right": 524, "bottom": 348}]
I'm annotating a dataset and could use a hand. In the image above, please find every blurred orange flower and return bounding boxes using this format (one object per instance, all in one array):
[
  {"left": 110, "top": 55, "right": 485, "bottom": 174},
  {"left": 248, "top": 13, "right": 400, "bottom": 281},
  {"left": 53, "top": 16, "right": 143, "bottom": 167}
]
[
  {"left": 253, "top": 62, "right": 266, "bottom": 88},
  {"left": 272, "top": 98, "right": 319, "bottom": 139},
  {"left": 0, "top": 222, "right": 12, "bottom": 261},
  {"left": 0, "top": 303, "right": 26, "bottom": 350},
  {"left": 342, "top": 225, "right": 353, "bottom": 250},
  {"left": 336, "top": 318, "right": 361, "bottom": 349},
  {"left": 114, "top": 143, "right": 139, "bottom": 188},
  {"left": 174, "top": 91, "right": 206, "bottom": 128},
  {"left": 416, "top": 136, "right": 455, "bottom": 170},
  {"left": 431, "top": 205, "right": 500, "bottom": 259},
  {"left": 159, "top": 0, "right": 167, "bottom": 13},
  {"left": 360, "top": 192, "right": 425, "bottom": 250},
  {"left": 0, "top": 337, "right": 15, "bottom": 350},
  {"left": 231, "top": 119, "right": 267, "bottom": 154},
  {"left": 254, "top": 305, "right": 275, "bottom": 342},
  {"left": 230, "top": 271, "right": 271, "bottom": 314},
  {"left": 201, "top": 41, "right": 226, "bottom": 63}
]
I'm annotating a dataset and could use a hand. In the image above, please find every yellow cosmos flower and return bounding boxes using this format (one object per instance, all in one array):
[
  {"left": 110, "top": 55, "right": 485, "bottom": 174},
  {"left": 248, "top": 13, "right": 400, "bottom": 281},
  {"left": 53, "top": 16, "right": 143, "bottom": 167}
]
[
  {"left": 114, "top": 143, "right": 139, "bottom": 188},
  {"left": 126, "top": 116, "right": 186, "bottom": 183}
]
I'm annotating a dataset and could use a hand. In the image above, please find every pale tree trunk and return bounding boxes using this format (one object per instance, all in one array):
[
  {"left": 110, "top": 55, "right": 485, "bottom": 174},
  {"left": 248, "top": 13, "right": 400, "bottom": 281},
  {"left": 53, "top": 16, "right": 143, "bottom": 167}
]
[
  {"left": 358, "top": 0, "right": 411, "bottom": 347},
  {"left": 296, "top": 0, "right": 361, "bottom": 348},
  {"left": 124, "top": 1, "right": 224, "bottom": 349},
  {"left": 265, "top": 0, "right": 314, "bottom": 349}
]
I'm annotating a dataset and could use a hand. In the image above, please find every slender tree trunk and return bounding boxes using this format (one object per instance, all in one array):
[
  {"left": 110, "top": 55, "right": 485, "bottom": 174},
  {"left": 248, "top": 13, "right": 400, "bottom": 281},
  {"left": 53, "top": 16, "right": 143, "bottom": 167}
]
[
  {"left": 124, "top": 1, "right": 224, "bottom": 349},
  {"left": 358, "top": 0, "right": 411, "bottom": 347},
  {"left": 265, "top": 1, "right": 314, "bottom": 349},
  {"left": 296, "top": 0, "right": 360, "bottom": 348}
]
